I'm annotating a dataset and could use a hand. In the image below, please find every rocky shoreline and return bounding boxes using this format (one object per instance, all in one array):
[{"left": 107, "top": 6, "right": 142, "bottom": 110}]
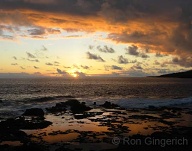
[{"left": 0, "top": 99, "right": 192, "bottom": 151}]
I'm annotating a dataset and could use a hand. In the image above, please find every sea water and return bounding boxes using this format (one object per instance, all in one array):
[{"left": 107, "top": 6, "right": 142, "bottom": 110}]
[{"left": 0, "top": 77, "right": 192, "bottom": 119}]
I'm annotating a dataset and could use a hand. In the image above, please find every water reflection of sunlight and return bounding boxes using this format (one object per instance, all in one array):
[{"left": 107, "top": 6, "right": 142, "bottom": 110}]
[
  {"left": 43, "top": 133, "right": 79, "bottom": 143},
  {"left": 124, "top": 121, "right": 167, "bottom": 135}
]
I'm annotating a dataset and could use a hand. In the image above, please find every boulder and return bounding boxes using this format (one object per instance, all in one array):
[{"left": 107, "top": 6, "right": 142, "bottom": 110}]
[
  {"left": 100, "top": 101, "right": 119, "bottom": 109},
  {"left": 23, "top": 108, "right": 44, "bottom": 117}
]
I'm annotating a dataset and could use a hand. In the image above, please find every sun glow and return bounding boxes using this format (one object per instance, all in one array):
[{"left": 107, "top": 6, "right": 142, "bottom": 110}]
[
  {"left": 71, "top": 73, "right": 78, "bottom": 78},
  {"left": 68, "top": 68, "right": 80, "bottom": 78}
]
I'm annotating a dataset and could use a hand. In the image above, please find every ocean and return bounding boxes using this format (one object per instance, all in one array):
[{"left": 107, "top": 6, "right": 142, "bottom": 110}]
[{"left": 0, "top": 77, "right": 192, "bottom": 119}]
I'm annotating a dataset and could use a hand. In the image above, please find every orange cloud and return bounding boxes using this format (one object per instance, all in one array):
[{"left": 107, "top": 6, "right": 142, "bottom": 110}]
[{"left": 1, "top": 0, "right": 192, "bottom": 68}]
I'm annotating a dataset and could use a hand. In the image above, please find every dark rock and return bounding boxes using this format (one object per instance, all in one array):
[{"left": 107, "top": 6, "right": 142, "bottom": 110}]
[
  {"left": 0, "top": 116, "right": 52, "bottom": 132},
  {"left": 46, "top": 99, "right": 92, "bottom": 114},
  {"left": 22, "top": 120, "right": 52, "bottom": 130},
  {"left": 65, "top": 99, "right": 80, "bottom": 106},
  {"left": 129, "top": 115, "right": 159, "bottom": 120},
  {"left": 100, "top": 101, "right": 119, "bottom": 109},
  {"left": 81, "top": 102, "right": 86, "bottom": 105},
  {"left": 46, "top": 102, "right": 66, "bottom": 113},
  {"left": 23, "top": 108, "right": 44, "bottom": 117},
  {"left": 70, "top": 102, "right": 92, "bottom": 114},
  {"left": 14, "top": 143, "right": 47, "bottom": 151}
]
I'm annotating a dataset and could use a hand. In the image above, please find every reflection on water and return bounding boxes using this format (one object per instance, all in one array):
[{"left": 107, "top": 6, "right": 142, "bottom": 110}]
[
  {"left": 43, "top": 133, "right": 79, "bottom": 143},
  {"left": 22, "top": 105, "right": 192, "bottom": 147},
  {"left": 0, "top": 141, "right": 23, "bottom": 146}
]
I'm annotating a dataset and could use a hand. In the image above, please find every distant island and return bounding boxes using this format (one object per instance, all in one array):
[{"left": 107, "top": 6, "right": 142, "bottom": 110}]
[{"left": 159, "top": 70, "right": 192, "bottom": 78}]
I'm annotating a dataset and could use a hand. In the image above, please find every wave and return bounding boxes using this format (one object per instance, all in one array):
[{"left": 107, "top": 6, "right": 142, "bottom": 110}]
[
  {"left": 116, "top": 97, "right": 192, "bottom": 108},
  {"left": 24, "top": 95, "right": 74, "bottom": 102},
  {"left": 81, "top": 96, "right": 192, "bottom": 109}
]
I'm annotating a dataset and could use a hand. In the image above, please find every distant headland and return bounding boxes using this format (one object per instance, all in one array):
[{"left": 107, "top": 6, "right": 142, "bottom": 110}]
[{"left": 158, "top": 70, "right": 192, "bottom": 78}]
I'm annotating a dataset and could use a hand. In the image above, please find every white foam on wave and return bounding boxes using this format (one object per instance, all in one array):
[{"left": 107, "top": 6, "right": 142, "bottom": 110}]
[
  {"left": 81, "top": 96, "right": 192, "bottom": 109},
  {"left": 116, "top": 97, "right": 192, "bottom": 108}
]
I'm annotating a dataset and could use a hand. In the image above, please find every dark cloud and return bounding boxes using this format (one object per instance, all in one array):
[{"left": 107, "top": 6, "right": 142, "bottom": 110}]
[
  {"left": 86, "top": 52, "right": 105, "bottom": 62},
  {"left": 119, "top": 69, "right": 150, "bottom": 77},
  {"left": 0, "top": 0, "right": 192, "bottom": 26},
  {"left": 169, "top": 24, "right": 192, "bottom": 54},
  {"left": 45, "top": 62, "right": 53, "bottom": 66},
  {"left": 125, "top": 45, "right": 150, "bottom": 58},
  {"left": 47, "top": 28, "right": 61, "bottom": 34},
  {"left": 63, "top": 66, "right": 71, "bottom": 69},
  {"left": 27, "top": 27, "right": 60, "bottom": 38},
  {"left": 73, "top": 64, "right": 80, "bottom": 69},
  {"left": 171, "top": 57, "right": 192, "bottom": 68},
  {"left": 41, "top": 45, "right": 47, "bottom": 51},
  {"left": 64, "top": 35, "right": 82, "bottom": 38},
  {"left": 65, "top": 28, "right": 82, "bottom": 33},
  {"left": 54, "top": 61, "right": 60, "bottom": 66},
  {"left": 75, "top": 71, "right": 86, "bottom": 78},
  {"left": 111, "top": 65, "right": 123, "bottom": 70},
  {"left": 154, "top": 60, "right": 160, "bottom": 65},
  {"left": 88, "top": 45, "right": 94, "bottom": 50},
  {"left": 13, "top": 56, "right": 17, "bottom": 60},
  {"left": 20, "top": 66, "right": 25, "bottom": 70},
  {"left": 0, "top": 33, "right": 15, "bottom": 40},
  {"left": 99, "top": 0, "right": 192, "bottom": 23},
  {"left": 108, "top": 30, "right": 164, "bottom": 48},
  {"left": 117, "top": 55, "right": 128, "bottom": 64},
  {"left": 11, "top": 63, "right": 18, "bottom": 66},
  {"left": 125, "top": 45, "right": 139, "bottom": 56},
  {"left": 57, "top": 68, "right": 67, "bottom": 75},
  {"left": 0, "top": 0, "right": 101, "bottom": 17},
  {"left": 157, "top": 69, "right": 171, "bottom": 74},
  {"left": 81, "top": 65, "right": 90, "bottom": 70},
  {"left": 26, "top": 52, "right": 36, "bottom": 58},
  {"left": 27, "top": 59, "right": 39, "bottom": 62},
  {"left": 140, "top": 53, "right": 149, "bottom": 58},
  {"left": 131, "top": 64, "right": 143, "bottom": 70},
  {"left": 97, "top": 45, "right": 115, "bottom": 53},
  {"left": 155, "top": 52, "right": 165, "bottom": 57},
  {"left": 28, "top": 28, "right": 45, "bottom": 35},
  {"left": 0, "top": 72, "right": 45, "bottom": 78}
]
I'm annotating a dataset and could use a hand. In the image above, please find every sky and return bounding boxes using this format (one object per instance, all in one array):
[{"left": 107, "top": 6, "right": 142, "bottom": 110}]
[{"left": 0, "top": 0, "right": 192, "bottom": 78}]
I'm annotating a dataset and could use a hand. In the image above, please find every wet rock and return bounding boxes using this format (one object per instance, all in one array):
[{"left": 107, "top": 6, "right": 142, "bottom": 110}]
[
  {"left": 70, "top": 102, "right": 92, "bottom": 114},
  {"left": 64, "top": 99, "right": 81, "bottom": 106},
  {"left": 129, "top": 115, "right": 159, "bottom": 120},
  {"left": 100, "top": 101, "right": 119, "bottom": 109},
  {"left": 14, "top": 143, "right": 47, "bottom": 151},
  {"left": 160, "top": 111, "right": 180, "bottom": 119},
  {"left": 46, "top": 102, "right": 66, "bottom": 113},
  {"left": 0, "top": 129, "right": 28, "bottom": 143},
  {"left": 0, "top": 116, "right": 52, "bottom": 132},
  {"left": 0, "top": 118, "right": 29, "bottom": 143},
  {"left": 46, "top": 99, "right": 92, "bottom": 114},
  {"left": 23, "top": 108, "right": 44, "bottom": 117}
]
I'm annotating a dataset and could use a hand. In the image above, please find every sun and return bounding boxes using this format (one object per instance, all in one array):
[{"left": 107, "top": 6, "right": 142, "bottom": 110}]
[
  {"left": 72, "top": 73, "right": 78, "bottom": 78},
  {"left": 68, "top": 68, "right": 81, "bottom": 78}
]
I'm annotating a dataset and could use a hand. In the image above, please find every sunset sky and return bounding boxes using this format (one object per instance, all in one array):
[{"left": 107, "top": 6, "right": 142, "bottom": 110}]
[{"left": 0, "top": 0, "right": 192, "bottom": 78}]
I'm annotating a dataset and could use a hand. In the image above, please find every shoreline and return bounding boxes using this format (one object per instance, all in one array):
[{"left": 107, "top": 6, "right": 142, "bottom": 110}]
[{"left": 0, "top": 99, "right": 192, "bottom": 151}]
